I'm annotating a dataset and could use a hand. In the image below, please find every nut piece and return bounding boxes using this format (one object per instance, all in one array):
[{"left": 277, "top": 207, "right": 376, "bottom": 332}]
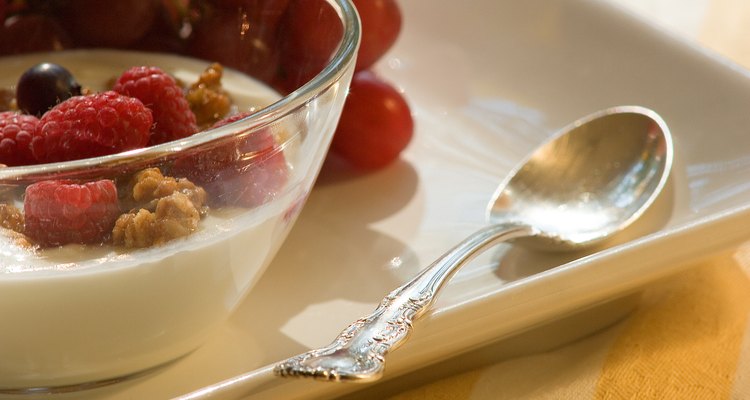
[
  {"left": 155, "top": 191, "right": 201, "bottom": 239},
  {"left": 129, "top": 167, "right": 207, "bottom": 213},
  {"left": 114, "top": 167, "right": 209, "bottom": 248},
  {"left": 112, "top": 208, "right": 156, "bottom": 248},
  {"left": 186, "top": 63, "right": 231, "bottom": 128},
  {"left": 0, "top": 203, "right": 31, "bottom": 248},
  {"left": 0, "top": 203, "right": 24, "bottom": 233},
  {"left": 113, "top": 192, "right": 201, "bottom": 248}
]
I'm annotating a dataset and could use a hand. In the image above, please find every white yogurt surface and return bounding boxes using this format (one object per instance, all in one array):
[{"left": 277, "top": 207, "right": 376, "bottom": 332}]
[{"left": 0, "top": 50, "right": 298, "bottom": 388}]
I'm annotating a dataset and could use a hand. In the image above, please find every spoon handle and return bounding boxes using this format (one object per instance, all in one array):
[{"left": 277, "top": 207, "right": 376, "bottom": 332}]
[{"left": 274, "top": 222, "right": 535, "bottom": 382}]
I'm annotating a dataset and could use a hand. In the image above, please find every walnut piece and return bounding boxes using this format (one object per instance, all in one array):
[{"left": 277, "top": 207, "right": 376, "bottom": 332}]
[
  {"left": 0, "top": 203, "right": 24, "bottom": 233},
  {"left": 129, "top": 167, "right": 207, "bottom": 213},
  {"left": 0, "top": 203, "right": 32, "bottom": 248},
  {"left": 113, "top": 168, "right": 209, "bottom": 249},
  {"left": 112, "top": 209, "right": 156, "bottom": 248},
  {"left": 186, "top": 63, "right": 231, "bottom": 128},
  {"left": 112, "top": 192, "right": 201, "bottom": 248},
  {"left": 2, "top": 228, "right": 32, "bottom": 248}
]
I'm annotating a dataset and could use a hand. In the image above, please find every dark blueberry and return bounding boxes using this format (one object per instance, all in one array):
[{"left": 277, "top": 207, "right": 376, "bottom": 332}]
[{"left": 16, "top": 63, "right": 82, "bottom": 117}]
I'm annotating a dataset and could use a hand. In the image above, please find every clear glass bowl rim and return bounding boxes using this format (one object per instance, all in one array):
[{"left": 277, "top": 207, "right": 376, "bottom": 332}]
[{"left": 0, "top": 0, "right": 362, "bottom": 183}]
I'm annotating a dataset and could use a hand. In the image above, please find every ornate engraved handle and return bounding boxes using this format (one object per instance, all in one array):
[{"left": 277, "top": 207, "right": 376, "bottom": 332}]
[{"left": 273, "top": 222, "right": 535, "bottom": 382}]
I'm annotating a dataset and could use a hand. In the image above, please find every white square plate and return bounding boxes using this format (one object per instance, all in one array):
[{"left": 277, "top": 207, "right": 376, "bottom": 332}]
[{"left": 90, "top": 0, "right": 750, "bottom": 398}]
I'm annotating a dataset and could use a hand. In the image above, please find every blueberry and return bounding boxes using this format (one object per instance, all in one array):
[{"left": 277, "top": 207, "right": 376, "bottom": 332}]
[{"left": 16, "top": 63, "right": 82, "bottom": 117}]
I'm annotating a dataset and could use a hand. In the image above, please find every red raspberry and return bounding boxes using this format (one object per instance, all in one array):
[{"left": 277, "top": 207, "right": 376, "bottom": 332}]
[
  {"left": 31, "top": 91, "right": 152, "bottom": 163},
  {"left": 24, "top": 179, "right": 121, "bottom": 246},
  {"left": 0, "top": 112, "right": 38, "bottom": 166},
  {"left": 172, "top": 112, "right": 288, "bottom": 207},
  {"left": 113, "top": 66, "right": 198, "bottom": 145}
]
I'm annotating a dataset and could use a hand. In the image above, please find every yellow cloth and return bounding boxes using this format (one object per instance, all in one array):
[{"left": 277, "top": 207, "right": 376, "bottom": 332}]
[{"left": 389, "top": 243, "right": 750, "bottom": 400}]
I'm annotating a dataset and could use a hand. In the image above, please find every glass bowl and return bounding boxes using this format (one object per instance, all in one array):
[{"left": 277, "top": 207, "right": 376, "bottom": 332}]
[{"left": 0, "top": 0, "right": 359, "bottom": 391}]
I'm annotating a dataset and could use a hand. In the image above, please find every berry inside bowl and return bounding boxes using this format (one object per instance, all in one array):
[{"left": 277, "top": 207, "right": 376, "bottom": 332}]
[{"left": 0, "top": 0, "right": 359, "bottom": 391}]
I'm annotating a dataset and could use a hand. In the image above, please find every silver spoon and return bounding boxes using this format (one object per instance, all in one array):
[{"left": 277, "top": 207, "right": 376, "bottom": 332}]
[{"left": 274, "top": 105, "right": 673, "bottom": 382}]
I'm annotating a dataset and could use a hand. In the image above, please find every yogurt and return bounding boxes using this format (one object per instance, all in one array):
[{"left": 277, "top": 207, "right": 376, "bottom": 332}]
[{"left": 0, "top": 50, "right": 300, "bottom": 389}]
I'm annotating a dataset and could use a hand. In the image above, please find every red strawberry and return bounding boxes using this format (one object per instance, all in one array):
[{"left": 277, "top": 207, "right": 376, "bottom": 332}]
[
  {"left": 172, "top": 112, "right": 288, "bottom": 207},
  {"left": 31, "top": 91, "right": 152, "bottom": 163},
  {"left": 24, "top": 179, "right": 121, "bottom": 246},
  {"left": 0, "top": 112, "right": 38, "bottom": 166},
  {"left": 113, "top": 66, "right": 198, "bottom": 145}
]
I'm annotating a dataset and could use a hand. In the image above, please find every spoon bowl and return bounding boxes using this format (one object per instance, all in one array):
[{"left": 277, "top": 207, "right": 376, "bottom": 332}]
[
  {"left": 491, "top": 106, "right": 672, "bottom": 250},
  {"left": 275, "top": 105, "right": 673, "bottom": 382}
]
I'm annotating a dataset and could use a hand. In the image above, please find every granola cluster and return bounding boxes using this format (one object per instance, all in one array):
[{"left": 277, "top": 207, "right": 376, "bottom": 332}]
[
  {"left": 0, "top": 203, "right": 31, "bottom": 247},
  {"left": 186, "top": 63, "right": 232, "bottom": 128},
  {"left": 128, "top": 167, "right": 207, "bottom": 211},
  {"left": 113, "top": 168, "right": 208, "bottom": 249},
  {"left": 0, "top": 203, "right": 24, "bottom": 233}
]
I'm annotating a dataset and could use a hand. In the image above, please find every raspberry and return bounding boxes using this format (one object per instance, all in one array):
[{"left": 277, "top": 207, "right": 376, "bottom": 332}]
[
  {"left": 172, "top": 112, "right": 288, "bottom": 207},
  {"left": 0, "top": 112, "right": 38, "bottom": 166},
  {"left": 24, "top": 179, "right": 121, "bottom": 246},
  {"left": 113, "top": 66, "right": 198, "bottom": 145},
  {"left": 31, "top": 91, "right": 152, "bottom": 163}
]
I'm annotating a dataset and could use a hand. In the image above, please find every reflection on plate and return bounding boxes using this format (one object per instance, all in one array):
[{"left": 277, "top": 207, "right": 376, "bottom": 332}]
[{"left": 84, "top": 0, "right": 750, "bottom": 399}]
